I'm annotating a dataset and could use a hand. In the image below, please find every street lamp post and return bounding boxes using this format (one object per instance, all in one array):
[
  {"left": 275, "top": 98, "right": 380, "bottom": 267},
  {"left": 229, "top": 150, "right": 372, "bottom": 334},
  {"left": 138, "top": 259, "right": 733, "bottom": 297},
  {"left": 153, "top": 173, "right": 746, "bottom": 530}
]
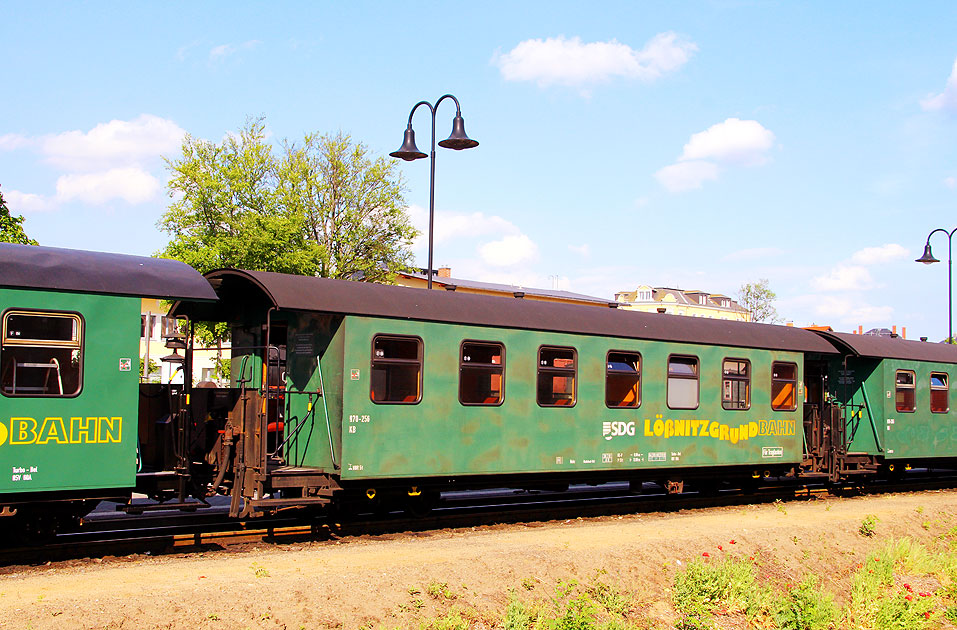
[
  {"left": 916, "top": 227, "right": 957, "bottom": 343},
  {"left": 390, "top": 94, "right": 478, "bottom": 290}
]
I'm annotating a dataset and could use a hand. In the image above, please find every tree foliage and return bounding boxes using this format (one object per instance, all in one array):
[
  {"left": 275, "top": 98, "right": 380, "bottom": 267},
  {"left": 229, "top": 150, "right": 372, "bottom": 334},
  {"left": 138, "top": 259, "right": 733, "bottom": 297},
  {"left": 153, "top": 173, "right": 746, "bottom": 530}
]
[
  {"left": 739, "top": 278, "right": 780, "bottom": 323},
  {"left": 157, "top": 117, "right": 416, "bottom": 282},
  {"left": 0, "top": 185, "right": 38, "bottom": 245}
]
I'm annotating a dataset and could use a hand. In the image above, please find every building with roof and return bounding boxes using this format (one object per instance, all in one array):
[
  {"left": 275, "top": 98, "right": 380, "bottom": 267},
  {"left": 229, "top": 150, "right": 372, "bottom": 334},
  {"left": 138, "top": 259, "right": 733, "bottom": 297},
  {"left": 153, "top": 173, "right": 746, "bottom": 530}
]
[
  {"left": 614, "top": 285, "right": 751, "bottom": 322},
  {"left": 395, "top": 268, "right": 615, "bottom": 308}
]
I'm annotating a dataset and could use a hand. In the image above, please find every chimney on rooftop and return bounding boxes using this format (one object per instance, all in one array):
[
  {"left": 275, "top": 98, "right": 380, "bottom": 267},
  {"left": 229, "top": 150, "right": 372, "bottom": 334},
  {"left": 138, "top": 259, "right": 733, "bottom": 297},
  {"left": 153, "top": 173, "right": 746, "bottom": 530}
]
[{"left": 437, "top": 266, "right": 451, "bottom": 278}]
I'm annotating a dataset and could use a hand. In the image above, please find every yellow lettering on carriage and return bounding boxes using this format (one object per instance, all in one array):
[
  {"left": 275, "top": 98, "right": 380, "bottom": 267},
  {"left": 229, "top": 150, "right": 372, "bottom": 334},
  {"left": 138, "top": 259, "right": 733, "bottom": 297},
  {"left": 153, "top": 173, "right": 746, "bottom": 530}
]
[
  {"left": 36, "top": 417, "right": 69, "bottom": 444},
  {"left": 1, "top": 416, "right": 123, "bottom": 446},
  {"left": 10, "top": 417, "right": 38, "bottom": 444},
  {"left": 635, "top": 416, "right": 794, "bottom": 445},
  {"left": 97, "top": 417, "right": 122, "bottom": 443},
  {"left": 70, "top": 417, "right": 94, "bottom": 443}
]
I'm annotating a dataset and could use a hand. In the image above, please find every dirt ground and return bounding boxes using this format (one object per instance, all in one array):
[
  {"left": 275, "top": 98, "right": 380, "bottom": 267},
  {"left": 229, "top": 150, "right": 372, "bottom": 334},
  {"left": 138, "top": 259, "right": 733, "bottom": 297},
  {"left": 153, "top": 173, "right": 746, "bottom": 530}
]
[{"left": 0, "top": 488, "right": 955, "bottom": 629}]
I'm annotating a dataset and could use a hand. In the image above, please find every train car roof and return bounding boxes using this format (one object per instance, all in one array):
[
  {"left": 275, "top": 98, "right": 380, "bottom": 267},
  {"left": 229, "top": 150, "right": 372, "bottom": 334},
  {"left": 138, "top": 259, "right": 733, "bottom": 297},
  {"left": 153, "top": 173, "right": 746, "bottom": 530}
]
[
  {"left": 0, "top": 243, "right": 218, "bottom": 301},
  {"left": 175, "top": 268, "right": 839, "bottom": 354},
  {"left": 815, "top": 330, "right": 957, "bottom": 364}
]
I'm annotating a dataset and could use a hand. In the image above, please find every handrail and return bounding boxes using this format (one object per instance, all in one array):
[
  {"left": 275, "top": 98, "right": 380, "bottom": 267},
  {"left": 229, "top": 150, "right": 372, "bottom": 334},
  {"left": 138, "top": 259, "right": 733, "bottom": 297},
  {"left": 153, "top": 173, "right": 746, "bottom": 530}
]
[
  {"left": 858, "top": 384, "right": 884, "bottom": 453},
  {"left": 271, "top": 402, "right": 315, "bottom": 457},
  {"left": 317, "top": 357, "right": 337, "bottom": 469}
]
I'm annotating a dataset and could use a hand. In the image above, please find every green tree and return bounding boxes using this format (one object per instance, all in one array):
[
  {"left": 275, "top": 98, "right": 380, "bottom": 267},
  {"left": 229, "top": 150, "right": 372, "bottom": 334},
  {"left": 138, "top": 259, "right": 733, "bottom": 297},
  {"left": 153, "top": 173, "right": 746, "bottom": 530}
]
[
  {"left": 739, "top": 278, "right": 780, "bottom": 323},
  {"left": 157, "top": 117, "right": 416, "bottom": 280},
  {"left": 0, "top": 185, "right": 38, "bottom": 245}
]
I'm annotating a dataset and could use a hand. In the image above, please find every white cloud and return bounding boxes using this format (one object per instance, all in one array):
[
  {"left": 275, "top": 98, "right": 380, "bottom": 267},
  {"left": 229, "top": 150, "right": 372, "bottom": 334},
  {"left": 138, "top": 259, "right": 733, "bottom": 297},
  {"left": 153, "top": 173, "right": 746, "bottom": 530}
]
[
  {"left": 679, "top": 118, "right": 775, "bottom": 166},
  {"left": 479, "top": 234, "right": 540, "bottom": 267},
  {"left": 209, "top": 40, "right": 261, "bottom": 63},
  {"left": 568, "top": 243, "right": 590, "bottom": 257},
  {"left": 945, "top": 176, "right": 956, "bottom": 189},
  {"left": 494, "top": 32, "right": 696, "bottom": 89},
  {"left": 850, "top": 243, "right": 908, "bottom": 265},
  {"left": 655, "top": 118, "right": 774, "bottom": 192},
  {"left": 55, "top": 168, "right": 160, "bottom": 205},
  {"left": 0, "top": 133, "right": 32, "bottom": 151},
  {"left": 922, "top": 57, "right": 957, "bottom": 112},
  {"left": 812, "top": 265, "right": 875, "bottom": 292},
  {"left": 810, "top": 295, "right": 893, "bottom": 324},
  {"left": 40, "top": 114, "right": 185, "bottom": 171},
  {"left": 4, "top": 189, "right": 52, "bottom": 213},
  {"left": 210, "top": 44, "right": 235, "bottom": 60},
  {"left": 722, "top": 247, "right": 785, "bottom": 262},
  {"left": 176, "top": 40, "right": 200, "bottom": 62},
  {"left": 654, "top": 160, "right": 719, "bottom": 192},
  {"left": 408, "top": 206, "right": 524, "bottom": 251}
]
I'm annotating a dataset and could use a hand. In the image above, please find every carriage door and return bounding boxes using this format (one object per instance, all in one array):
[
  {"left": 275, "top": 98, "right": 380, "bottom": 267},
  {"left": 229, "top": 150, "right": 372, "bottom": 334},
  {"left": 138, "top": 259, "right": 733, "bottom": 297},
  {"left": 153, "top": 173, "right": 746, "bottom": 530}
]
[{"left": 802, "top": 360, "right": 833, "bottom": 477}]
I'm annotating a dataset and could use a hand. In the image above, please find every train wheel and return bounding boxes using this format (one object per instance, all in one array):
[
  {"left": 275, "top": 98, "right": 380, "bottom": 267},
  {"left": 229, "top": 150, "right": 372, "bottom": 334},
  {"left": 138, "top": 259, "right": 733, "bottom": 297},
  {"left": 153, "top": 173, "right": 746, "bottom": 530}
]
[
  {"left": 695, "top": 479, "right": 721, "bottom": 497},
  {"left": 404, "top": 488, "right": 437, "bottom": 518}
]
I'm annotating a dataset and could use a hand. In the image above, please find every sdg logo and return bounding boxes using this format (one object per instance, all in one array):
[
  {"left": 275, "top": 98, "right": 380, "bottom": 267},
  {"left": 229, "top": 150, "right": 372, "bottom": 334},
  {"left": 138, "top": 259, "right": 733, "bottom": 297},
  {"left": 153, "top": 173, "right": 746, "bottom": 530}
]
[{"left": 602, "top": 421, "right": 636, "bottom": 441}]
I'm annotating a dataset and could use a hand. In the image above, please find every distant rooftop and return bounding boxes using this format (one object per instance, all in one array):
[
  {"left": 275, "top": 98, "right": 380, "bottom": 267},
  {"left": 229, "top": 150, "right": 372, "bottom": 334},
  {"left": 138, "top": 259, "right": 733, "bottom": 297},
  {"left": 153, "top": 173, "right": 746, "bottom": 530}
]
[{"left": 398, "top": 269, "right": 614, "bottom": 306}]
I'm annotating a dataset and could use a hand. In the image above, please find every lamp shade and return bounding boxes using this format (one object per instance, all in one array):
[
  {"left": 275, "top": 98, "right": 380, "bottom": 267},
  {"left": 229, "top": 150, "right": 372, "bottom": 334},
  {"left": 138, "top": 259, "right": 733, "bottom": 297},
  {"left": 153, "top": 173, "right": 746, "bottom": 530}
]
[
  {"left": 389, "top": 126, "right": 427, "bottom": 161},
  {"left": 916, "top": 243, "right": 940, "bottom": 265},
  {"left": 438, "top": 114, "right": 479, "bottom": 150}
]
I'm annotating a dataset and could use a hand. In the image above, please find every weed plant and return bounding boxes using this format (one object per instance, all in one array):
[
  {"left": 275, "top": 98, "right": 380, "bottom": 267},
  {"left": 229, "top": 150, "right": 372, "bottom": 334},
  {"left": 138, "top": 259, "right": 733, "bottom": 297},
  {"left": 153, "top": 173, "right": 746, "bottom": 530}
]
[{"left": 774, "top": 576, "right": 836, "bottom": 630}]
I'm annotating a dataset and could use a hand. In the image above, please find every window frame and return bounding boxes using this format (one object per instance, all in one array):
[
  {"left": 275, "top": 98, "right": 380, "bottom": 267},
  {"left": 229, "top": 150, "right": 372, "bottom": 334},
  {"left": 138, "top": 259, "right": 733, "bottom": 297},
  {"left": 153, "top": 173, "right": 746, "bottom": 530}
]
[
  {"left": 458, "top": 339, "right": 505, "bottom": 407},
  {"left": 722, "top": 357, "right": 751, "bottom": 411},
  {"left": 605, "top": 350, "right": 641, "bottom": 409},
  {"left": 537, "top": 345, "right": 578, "bottom": 408},
  {"left": 771, "top": 361, "right": 798, "bottom": 412},
  {"left": 667, "top": 354, "right": 700, "bottom": 410},
  {"left": 931, "top": 371, "right": 949, "bottom": 414},
  {"left": 895, "top": 369, "right": 916, "bottom": 414},
  {"left": 369, "top": 334, "right": 423, "bottom": 405},
  {"left": 1, "top": 308, "right": 85, "bottom": 399}
]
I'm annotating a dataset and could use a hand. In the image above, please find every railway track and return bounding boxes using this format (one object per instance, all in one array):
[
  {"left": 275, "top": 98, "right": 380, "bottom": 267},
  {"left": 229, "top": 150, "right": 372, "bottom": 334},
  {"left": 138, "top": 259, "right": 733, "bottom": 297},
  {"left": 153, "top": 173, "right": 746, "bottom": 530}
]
[{"left": 3, "top": 473, "right": 956, "bottom": 567}]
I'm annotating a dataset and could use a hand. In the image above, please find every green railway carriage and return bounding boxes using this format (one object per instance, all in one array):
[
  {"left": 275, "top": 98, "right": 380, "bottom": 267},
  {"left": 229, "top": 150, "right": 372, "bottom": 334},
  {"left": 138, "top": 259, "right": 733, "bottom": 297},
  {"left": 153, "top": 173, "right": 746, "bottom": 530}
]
[
  {"left": 6, "top": 243, "right": 957, "bottom": 531},
  {"left": 815, "top": 331, "right": 957, "bottom": 470},
  {"left": 176, "top": 269, "right": 842, "bottom": 512},
  {"left": 0, "top": 243, "right": 217, "bottom": 526}
]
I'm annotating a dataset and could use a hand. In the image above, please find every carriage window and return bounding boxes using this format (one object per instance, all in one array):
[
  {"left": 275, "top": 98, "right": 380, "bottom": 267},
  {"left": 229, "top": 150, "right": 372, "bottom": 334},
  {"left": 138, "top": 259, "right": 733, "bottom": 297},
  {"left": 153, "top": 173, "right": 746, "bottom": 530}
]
[
  {"left": 370, "top": 335, "right": 422, "bottom": 404},
  {"left": 538, "top": 346, "right": 576, "bottom": 407},
  {"left": 667, "top": 355, "right": 699, "bottom": 409},
  {"left": 895, "top": 370, "right": 916, "bottom": 413},
  {"left": 931, "top": 372, "right": 949, "bottom": 413},
  {"left": 606, "top": 351, "right": 640, "bottom": 408},
  {"left": 722, "top": 358, "right": 750, "bottom": 410},
  {"left": 460, "top": 341, "right": 504, "bottom": 405},
  {"left": 771, "top": 362, "right": 798, "bottom": 411},
  {"left": 1, "top": 310, "right": 83, "bottom": 397}
]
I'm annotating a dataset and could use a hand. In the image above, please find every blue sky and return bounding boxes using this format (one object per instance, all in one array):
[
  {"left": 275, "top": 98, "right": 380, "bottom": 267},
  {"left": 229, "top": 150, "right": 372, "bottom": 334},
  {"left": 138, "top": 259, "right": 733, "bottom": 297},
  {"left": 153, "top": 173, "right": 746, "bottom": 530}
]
[{"left": 3, "top": 2, "right": 957, "bottom": 339}]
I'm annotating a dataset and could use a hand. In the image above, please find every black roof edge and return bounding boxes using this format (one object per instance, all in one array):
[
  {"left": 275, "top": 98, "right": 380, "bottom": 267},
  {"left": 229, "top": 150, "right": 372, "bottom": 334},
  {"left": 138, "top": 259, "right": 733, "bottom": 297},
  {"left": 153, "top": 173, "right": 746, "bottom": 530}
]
[{"left": 0, "top": 243, "right": 218, "bottom": 301}]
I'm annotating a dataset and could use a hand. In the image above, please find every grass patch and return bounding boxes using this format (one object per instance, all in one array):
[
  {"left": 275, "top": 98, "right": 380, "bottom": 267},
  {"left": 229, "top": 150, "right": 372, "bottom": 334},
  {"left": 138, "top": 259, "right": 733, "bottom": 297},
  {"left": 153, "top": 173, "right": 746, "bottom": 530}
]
[
  {"left": 672, "top": 554, "right": 763, "bottom": 629},
  {"left": 774, "top": 576, "right": 837, "bottom": 630}
]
